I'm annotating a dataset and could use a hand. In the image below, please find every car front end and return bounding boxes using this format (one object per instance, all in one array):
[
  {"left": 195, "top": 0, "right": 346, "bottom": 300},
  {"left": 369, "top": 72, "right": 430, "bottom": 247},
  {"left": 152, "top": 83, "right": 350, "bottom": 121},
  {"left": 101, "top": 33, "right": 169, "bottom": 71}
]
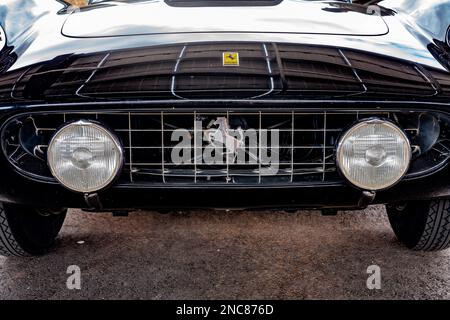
[{"left": 1, "top": 0, "right": 450, "bottom": 255}]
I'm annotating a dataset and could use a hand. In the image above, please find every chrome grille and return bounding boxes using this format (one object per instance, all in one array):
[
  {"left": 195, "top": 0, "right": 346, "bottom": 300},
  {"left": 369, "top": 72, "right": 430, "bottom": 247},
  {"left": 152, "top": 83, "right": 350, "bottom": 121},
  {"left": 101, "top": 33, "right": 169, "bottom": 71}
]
[
  {"left": 4, "top": 109, "right": 435, "bottom": 186},
  {"left": 121, "top": 111, "right": 340, "bottom": 184}
]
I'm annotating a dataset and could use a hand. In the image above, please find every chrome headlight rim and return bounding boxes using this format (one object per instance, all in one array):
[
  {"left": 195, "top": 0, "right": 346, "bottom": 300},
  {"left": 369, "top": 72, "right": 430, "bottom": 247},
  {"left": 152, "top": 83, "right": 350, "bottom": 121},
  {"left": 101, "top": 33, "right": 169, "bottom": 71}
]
[
  {"left": 47, "top": 119, "right": 124, "bottom": 193},
  {"left": 446, "top": 25, "right": 450, "bottom": 47},
  {"left": 336, "top": 118, "right": 412, "bottom": 191}
]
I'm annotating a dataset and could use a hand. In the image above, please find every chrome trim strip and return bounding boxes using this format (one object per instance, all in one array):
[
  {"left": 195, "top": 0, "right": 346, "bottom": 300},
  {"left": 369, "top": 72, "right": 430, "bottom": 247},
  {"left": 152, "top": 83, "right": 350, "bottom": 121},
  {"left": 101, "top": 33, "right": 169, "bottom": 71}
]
[
  {"left": 171, "top": 45, "right": 187, "bottom": 100},
  {"left": 76, "top": 53, "right": 111, "bottom": 98}
]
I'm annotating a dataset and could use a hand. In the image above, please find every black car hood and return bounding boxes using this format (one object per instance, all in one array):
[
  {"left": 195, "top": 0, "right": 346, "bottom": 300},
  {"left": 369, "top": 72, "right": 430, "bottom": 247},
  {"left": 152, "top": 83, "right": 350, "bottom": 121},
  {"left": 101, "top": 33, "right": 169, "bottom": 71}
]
[
  {"left": 0, "top": 41, "right": 449, "bottom": 104},
  {"left": 62, "top": 1, "right": 389, "bottom": 38},
  {"left": 0, "top": 0, "right": 449, "bottom": 106}
]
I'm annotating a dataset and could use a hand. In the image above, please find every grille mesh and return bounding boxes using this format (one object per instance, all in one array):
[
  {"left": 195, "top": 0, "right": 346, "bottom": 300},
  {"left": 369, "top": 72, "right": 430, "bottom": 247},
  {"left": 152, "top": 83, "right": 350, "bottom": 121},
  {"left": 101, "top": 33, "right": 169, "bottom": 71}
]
[
  {"left": 3, "top": 109, "right": 430, "bottom": 186},
  {"left": 4, "top": 109, "right": 450, "bottom": 186}
]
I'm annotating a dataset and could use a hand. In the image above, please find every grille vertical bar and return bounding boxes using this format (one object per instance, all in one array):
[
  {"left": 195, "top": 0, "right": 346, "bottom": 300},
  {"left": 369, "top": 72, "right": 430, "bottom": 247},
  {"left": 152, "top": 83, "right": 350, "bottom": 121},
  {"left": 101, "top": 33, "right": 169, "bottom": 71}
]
[
  {"left": 322, "top": 112, "right": 327, "bottom": 181},
  {"left": 128, "top": 112, "right": 134, "bottom": 182},
  {"left": 161, "top": 111, "right": 166, "bottom": 183},
  {"left": 258, "top": 111, "right": 262, "bottom": 184},
  {"left": 226, "top": 110, "right": 230, "bottom": 183},
  {"left": 290, "top": 111, "right": 294, "bottom": 183},
  {"left": 193, "top": 110, "right": 198, "bottom": 183}
]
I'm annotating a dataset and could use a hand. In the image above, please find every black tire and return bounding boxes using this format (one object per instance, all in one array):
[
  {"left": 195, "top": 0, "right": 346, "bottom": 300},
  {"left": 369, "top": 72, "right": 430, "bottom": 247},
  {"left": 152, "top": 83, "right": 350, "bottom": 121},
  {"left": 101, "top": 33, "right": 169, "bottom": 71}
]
[
  {"left": 0, "top": 202, "right": 67, "bottom": 257},
  {"left": 386, "top": 199, "right": 450, "bottom": 251}
]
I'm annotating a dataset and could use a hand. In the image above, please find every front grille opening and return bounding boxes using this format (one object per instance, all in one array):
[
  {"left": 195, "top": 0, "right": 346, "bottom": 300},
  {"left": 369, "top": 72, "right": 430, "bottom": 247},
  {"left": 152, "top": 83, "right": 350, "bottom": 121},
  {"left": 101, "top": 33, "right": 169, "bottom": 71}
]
[{"left": 3, "top": 110, "right": 450, "bottom": 187}]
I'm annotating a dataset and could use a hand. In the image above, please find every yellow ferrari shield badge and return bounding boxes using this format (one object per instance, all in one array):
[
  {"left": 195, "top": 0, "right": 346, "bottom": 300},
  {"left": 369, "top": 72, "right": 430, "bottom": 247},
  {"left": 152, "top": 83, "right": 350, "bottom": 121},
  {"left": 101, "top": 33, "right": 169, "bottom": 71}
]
[{"left": 223, "top": 52, "right": 239, "bottom": 66}]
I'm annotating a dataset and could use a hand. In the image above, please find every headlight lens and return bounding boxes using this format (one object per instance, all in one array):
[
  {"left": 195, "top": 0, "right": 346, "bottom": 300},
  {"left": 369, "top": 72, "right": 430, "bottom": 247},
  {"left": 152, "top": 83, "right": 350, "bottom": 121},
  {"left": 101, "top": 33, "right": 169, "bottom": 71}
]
[
  {"left": 47, "top": 120, "right": 123, "bottom": 193},
  {"left": 336, "top": 119, "right": 411, "bottom": 191}
]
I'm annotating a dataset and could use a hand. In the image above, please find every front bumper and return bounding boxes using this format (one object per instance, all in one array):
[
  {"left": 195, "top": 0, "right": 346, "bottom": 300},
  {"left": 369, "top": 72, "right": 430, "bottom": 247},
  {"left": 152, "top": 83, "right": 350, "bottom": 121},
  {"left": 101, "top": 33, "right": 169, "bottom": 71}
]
[{"left": 0, "top": 157, "right": 449, "bottom": 210}]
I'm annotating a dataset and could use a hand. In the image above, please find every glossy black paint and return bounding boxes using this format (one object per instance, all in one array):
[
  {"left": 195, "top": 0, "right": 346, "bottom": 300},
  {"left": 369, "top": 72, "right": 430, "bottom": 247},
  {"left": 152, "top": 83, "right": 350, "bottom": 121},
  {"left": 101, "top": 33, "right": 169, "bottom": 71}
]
[
  {"left": 1, "top": 41, "right": 450, "bottom": 104},
  {"left": 0, "top": 0, "right": 449, "bottom": 210}
]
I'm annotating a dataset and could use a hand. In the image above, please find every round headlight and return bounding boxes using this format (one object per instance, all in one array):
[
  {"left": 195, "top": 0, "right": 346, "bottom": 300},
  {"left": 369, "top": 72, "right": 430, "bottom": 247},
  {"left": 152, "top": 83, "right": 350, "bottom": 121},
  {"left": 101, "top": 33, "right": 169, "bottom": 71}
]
[
  {"left": 47, "top": 120, "right": 123, "bottom": 193},
  {"left": 336, "top": 119, "right": 411, "bottom": 191}
]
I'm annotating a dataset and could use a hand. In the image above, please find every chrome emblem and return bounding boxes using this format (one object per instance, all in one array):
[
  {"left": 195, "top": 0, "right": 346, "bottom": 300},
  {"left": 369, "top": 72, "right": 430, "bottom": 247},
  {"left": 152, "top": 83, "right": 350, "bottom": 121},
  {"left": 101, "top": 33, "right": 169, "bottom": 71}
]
[{"left": 204, "top": 117, "right": 245, "bottom": 161}]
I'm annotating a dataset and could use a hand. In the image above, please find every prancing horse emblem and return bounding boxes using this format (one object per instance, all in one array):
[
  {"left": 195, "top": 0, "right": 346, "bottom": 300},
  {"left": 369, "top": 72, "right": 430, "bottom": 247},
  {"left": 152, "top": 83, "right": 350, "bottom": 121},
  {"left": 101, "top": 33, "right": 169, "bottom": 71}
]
[{"left": 204, "top": 117, "right": 245, "bottom": 162}]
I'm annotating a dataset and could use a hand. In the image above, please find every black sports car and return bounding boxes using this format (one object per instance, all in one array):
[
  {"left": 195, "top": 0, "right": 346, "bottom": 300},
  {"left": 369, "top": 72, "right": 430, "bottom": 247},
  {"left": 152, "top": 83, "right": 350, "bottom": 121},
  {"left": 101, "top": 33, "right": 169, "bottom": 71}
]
[{"left": 0, "top": 0, "right": 450, "bottom": 256}]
